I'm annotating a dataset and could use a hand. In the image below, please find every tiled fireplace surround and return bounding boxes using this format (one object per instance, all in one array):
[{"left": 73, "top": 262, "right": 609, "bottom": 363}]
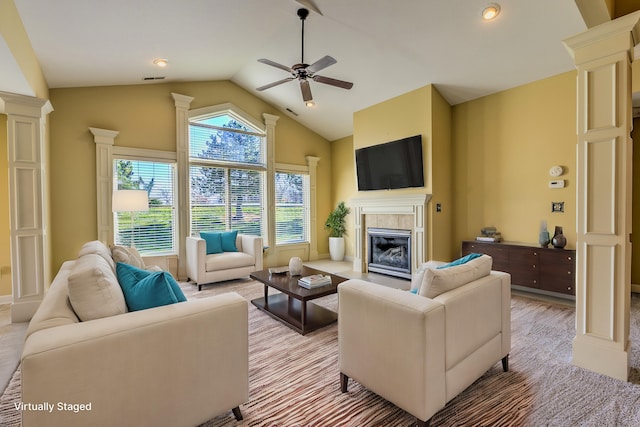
[{"left": 351, "top": 194, "right": 431, "bottom": 276}]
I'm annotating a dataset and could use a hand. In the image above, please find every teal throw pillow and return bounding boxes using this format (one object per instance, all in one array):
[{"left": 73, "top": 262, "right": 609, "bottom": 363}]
[
  {"left": 116, "top": 262, "right": 186, "bottom": 311},
  {"left": 200, "top": 231, "right": 223, "bottom": 254},
  {"left": 437, "top": 253, "right": 483, "bottom": 269},
  {"left": 220, "top": 230, "right": 238, "bottom": 252}
]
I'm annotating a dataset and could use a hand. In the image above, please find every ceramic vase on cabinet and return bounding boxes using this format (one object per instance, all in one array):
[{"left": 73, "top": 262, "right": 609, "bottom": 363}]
[
  {"left": 552, "top": 226, "right": 567, "bottom": 249},
  {"left": 289, "top": 257, "right": 303, "bottom": 276}
]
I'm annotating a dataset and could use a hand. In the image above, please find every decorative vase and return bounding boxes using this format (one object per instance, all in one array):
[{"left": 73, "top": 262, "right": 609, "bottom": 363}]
[
  {"left": 329, "top": 237, "right": 346, "bottom": 261},
  {"left": 288, "top": 257, "right": 303, "bottom": 276},
  {"left": 539, "top": 231, "right": 550, "bottom": 248},
  {"left": 552, "top": 226, "right": 567, "bottom": 249}
]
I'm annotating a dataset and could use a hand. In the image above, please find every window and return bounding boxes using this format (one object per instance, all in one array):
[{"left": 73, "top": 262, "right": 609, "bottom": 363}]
[
  {"left": 113, "top": 159, "right": 177, "bottom": 255},
  {"left": 189, "top": 113, "right": 266, "bottom": 237},
  {"left": 275, "top": 171, "right": 309, "bottom": 244}
]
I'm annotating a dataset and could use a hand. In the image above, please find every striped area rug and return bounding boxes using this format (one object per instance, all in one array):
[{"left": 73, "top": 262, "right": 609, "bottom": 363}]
[{"left": 2, "top": 279, "right": 640, "bottom": 426}]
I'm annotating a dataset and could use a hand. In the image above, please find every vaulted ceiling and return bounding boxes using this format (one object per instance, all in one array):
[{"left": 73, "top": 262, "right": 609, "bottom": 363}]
[{"left": 2, "top": 1, "right": 597, "bottom": 140}]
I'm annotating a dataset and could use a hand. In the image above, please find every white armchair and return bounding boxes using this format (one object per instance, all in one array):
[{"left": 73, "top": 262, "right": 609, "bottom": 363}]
[{"left": 186, "top": 234, "right": 263, "bottom": 291}]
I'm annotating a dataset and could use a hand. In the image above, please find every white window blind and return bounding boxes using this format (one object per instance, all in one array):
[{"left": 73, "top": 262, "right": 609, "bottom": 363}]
[
  {"left": 189, "top": 113, "right": 266, "bottom": 237},
  {"left": 113, "top": 159, "right": 177, "bottom": 255},
  {"left": 275, "top": 171, "right": 309, "bottom": 244}
]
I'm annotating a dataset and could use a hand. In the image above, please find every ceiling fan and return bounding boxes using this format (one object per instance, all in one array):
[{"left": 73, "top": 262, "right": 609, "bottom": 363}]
[{"left": 256, "top": 8, "right": 353, "bottom": 106}]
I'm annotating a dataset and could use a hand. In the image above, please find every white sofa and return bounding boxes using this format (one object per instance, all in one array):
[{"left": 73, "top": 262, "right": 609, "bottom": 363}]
[
  {"left": 21, "top": 242, "right": 249, "bottom": 427},
  {"left": 186, "top": 234, "right": 263, "bottom": 291},
  {"left": 338, "top": 257, "right": 511, "bottom": 427}
]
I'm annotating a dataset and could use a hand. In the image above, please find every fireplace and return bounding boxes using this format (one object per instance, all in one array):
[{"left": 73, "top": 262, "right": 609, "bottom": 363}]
[{"left": 367, "top": 228, "right": 412, "bottom": 279}]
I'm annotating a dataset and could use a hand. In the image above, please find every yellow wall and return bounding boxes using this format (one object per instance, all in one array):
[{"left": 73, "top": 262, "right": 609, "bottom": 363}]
[
  {"left": 452, "top": 70, "right": 577, "bottom": 250},
  {"left": 49, "top": 81, "right": 332, "bottom": 272},
  {"left": 351, "top": 85, "right": 455, "bottom": 261},
  {"left": 330, "top": 135, "right": 356, "bottom": 257}
]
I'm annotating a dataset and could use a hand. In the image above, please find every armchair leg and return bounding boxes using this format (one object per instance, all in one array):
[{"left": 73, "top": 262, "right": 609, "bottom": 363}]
[
  {"left": 416, "top": 418, "right": 431, "bottom": 427},
  {"left": 198, "top": 284, "right": 202, "bottom": 292},
  {"left": 502, "top": 354, "right": 509, "bottom": 372},
  {"left": 340, "top": 372, "right": 349, "bottom": 393},
  {"left": 232, "top": 406, "right": 243, "bottom": 421}
]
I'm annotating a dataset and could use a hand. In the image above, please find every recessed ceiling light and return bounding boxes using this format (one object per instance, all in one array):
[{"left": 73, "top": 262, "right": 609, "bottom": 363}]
[
  {"left": 153, "top": 58, "right": 169, "bottom": 68},
  {"left": 482, "top": 3, "right": 500, "bottom": 21},
  {"left": 305, "top": 100, "right": 315, "bottom": 108}
]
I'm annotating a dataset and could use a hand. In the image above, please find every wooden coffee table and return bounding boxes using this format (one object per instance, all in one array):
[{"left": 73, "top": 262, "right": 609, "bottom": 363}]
[{"left": 250, "top": 266, "right": 347, "bottom": 335}]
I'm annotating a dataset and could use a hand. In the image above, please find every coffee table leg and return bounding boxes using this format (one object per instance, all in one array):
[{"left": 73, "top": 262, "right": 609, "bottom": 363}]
[
  {"left": 301, "top": 301, "right": 307, "bottom": 333},
  {"left": 264, "top": 284, "right": 269, "bottom": 307}
]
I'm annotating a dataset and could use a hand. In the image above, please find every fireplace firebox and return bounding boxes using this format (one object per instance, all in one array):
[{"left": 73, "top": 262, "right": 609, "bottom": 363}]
[{"left": 367, "top": 228, "right": 412, "bottom": 279}]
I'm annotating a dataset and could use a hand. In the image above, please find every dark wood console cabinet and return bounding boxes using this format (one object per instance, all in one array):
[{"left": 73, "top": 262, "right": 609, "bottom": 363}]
[{"left": 461, "top": 240, "right": 575, "bottom": 297}]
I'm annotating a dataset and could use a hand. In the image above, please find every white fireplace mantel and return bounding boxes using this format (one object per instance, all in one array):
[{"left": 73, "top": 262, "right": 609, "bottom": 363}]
[{"left": 350, "top": 193, "right": 431, "bottom": 274}]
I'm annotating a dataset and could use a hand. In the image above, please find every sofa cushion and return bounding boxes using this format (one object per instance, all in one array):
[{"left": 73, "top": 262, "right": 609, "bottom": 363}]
[
  {"left": 200, "top": 231, "right": 223, "bottom": 255},
  {"left": 78, "top": 240, "right": 116, "bottom": 271},
  {"left": 411, "top": 260, "right": 445, "bottom": 292},
  {"left": 116, "top": 262, "right": 186, "bottom": 311},
  {"left": 111, "top": 245, "right": 146, "bottom": 269},
  {"left": 68, "top": 254, "right": 128, "bottom": 321},
  {"left": 436, "top": 252, "right": 482, "bottom": 269},
  {"left": 221, "top": 230, "right": 239, "bottom": 252},
  {"left": 205, "top": 252, "right": 255, "bottom": 272},
  {"left": 419, "top": 254, "right": 492, "bottom": 299}
]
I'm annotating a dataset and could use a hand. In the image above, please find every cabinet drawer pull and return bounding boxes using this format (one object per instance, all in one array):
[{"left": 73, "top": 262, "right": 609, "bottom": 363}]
[
  {"left": 568, "top": 286, "right": 572, "bottom": 291},
  {"left": 568, "top": 271, "right": 572, "bottom": 275},
  {"left": 568, "top": 256, "right": 572, "bottom": 261}
]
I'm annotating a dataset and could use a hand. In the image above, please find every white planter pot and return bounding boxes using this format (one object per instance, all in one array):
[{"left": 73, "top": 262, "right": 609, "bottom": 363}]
[{"left": 329, "top": 237, "right": 346, "bottom": 261}]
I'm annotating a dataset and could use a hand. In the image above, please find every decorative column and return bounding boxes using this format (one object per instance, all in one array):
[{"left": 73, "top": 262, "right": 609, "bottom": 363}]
[
  {"left": 306, "top": 156, "right": 320, "bottom": 260},
  {"left": 563, "top": 11, "right": 640, "bottom": 381},
  {"left": 0, "top": 92, "right": 53, "bottom": 322},
  {"left": 172, "top": 93, "right": 194, "bottom": 280},
  {"left": 89, "top": 127, "right": 119, "bottom": 244},
  {"left": 263, "top": 113, "right": 279, "bottom": 249}
]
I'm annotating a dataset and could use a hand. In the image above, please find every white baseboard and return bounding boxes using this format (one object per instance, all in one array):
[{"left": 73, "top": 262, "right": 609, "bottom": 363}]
[
  {"left": 0, "top": 295, "right": 12, "bottom": 305},
  {"left": 632, "top": 284, "right": 640, "bottom": 294}
]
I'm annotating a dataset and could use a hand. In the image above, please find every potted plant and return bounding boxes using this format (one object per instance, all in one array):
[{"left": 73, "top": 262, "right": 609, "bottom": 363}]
[{"left": 325, "top": 201, "right": 350, "bottom": 261}]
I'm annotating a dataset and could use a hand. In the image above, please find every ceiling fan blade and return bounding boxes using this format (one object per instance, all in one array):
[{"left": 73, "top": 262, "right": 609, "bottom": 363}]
[
  {"left": 258, "top": 58, "right": 294, "bottom": 73},
  {"left": 312, "top": 75, "right": 354, "bottom": 90},
  {"left": 256, "top": 77, "right": 295, "bottom": 91},
  {"left": 306, "top": 55, "right": 337, "bottom": 74},
  {"left": 300, "top": 80, "right": 313, "bottom": 102}
]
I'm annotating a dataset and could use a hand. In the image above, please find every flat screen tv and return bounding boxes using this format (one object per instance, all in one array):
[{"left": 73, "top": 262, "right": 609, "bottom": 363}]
[{"left": 355, "top": 135, "right": 424, "bottom": 191}]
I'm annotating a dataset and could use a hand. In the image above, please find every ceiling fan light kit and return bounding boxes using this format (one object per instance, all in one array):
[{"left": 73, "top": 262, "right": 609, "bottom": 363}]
[{"left": 256, "top": 8, "right": 353, "bottom": 106}]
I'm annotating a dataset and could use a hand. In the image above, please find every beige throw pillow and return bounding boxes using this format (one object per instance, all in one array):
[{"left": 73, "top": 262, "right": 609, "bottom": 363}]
[
  {"left": 78, "top": 240, "right": 116, "bottom": 271},
  {"left": 68, "top": 254, "right": 128, "bottom": 321},
  {"left": 111, "top": 245, "right": 146, "bottom": 269},
  {"left": 419, "top": 254, "right": 492, "bottom": 299}
]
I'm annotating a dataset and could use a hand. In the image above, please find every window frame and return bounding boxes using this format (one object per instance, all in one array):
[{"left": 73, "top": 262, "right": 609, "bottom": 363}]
[
  {"left": 187, "top": 105, "right": 268, "bottom": 239},
  {"left": 274, "top": 163, "right": 311, "bottom": 246},
  {"left": 112, "top": 154, "right": 178, "bottom": 256}
]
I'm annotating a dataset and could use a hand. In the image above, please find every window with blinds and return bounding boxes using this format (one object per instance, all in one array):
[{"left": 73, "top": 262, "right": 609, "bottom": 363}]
[
  {"left": 189, "top": 113, "right": 266, "bottom": 237},
  {"left": 113, "top": 159, "right": 177, "bottom": 255},
  {"left": 275, "top": 172, "right": 309, "bottom": 245}
]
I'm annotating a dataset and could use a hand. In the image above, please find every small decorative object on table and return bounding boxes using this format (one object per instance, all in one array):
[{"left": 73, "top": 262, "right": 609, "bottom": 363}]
[
  {"left": 298, "top": 274, "right": 332, "bottom": 289},
  {"left": 288, "top": 256, "right": 303, "bottom": 276},
  {"left": 476, "top": 226, "right": 502, "bottom": 242},
  {"left": 539, "top": 220, "right": 550, "bottom": 248},
  {"left": 552, "top": 226, "right": 567, "bottom": 249},
  {"left": 268, "top": 266, "right": 289, "bottom": 275}
]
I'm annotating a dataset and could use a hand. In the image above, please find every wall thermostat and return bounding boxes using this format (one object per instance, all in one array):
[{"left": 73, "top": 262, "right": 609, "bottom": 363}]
[
  {"left": 549, "top": 180, "right": 565, "bottom": 188},
  {"left": 549, "top": 165, "right": 564, "bottom": 177}
]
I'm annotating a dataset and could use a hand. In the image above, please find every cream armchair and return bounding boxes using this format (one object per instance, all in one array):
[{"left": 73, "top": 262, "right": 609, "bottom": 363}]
[
  {"left": 186, "top": 234, "right": 263, "bottom": 291},
  {"left": 338, "top": 267, "right": 511, "bottom": 427}
]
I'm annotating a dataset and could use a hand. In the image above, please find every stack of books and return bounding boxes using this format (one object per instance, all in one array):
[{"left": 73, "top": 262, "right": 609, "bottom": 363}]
[
  {"left": 298, "top": 274, "right": 332, "bottom": 289},
  {"left": 476, "top": 226, "right": 502, "bottom": 242}
]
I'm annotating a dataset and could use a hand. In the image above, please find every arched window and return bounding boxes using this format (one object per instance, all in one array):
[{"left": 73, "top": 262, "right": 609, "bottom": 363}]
[{"left": 188, "top": 110, "right": 266, "bottom": 237}]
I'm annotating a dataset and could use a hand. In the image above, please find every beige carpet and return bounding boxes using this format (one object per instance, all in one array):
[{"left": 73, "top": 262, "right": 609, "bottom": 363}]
[{"left": 2, "top": 280, "right": 640, "bottom": 426}]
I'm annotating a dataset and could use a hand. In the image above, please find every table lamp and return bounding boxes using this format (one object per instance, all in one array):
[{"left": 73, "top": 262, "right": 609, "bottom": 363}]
[{"left": 112, "top": 189, "right": 149, "bottom": 247}]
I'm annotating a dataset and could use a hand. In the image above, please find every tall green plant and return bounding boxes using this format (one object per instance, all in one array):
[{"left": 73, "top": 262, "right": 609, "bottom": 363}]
[{"left": 325, "top": 201, "right": 350, "bottom": 238}]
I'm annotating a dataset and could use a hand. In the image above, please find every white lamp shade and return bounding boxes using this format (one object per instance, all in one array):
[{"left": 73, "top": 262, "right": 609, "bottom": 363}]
[{"left": 112, "top": 190, "right": 149, "bottom": 212}]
